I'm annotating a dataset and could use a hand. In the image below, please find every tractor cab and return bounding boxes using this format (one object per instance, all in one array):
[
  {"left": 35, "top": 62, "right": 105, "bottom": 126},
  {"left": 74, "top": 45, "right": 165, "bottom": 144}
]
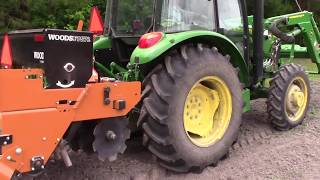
[
  {"left": 95, "top": 0, "right": 248, "bottom": 68},
  {"left": 94, "top": 0, "right": 153, "bottom": 67}
]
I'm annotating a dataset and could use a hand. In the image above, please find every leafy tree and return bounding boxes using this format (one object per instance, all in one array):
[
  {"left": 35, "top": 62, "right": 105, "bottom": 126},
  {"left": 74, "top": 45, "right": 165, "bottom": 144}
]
[
  {"left": 246, "top": 0, "right": 319, "bottom": 27},
  {"left": 0, "top": 0, "right": 106, "bottom": 32},
  {"left": 246, "top": 0, "right": 296, "bottom": 17},
  {"left": 0, "top": 0, "right": 318, "bottom": 32}
]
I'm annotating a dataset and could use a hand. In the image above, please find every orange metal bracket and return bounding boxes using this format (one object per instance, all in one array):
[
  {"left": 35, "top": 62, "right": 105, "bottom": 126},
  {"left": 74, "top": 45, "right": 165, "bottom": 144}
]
[{"left": 0, "top": 69, "right": 141, "bottom": 179}]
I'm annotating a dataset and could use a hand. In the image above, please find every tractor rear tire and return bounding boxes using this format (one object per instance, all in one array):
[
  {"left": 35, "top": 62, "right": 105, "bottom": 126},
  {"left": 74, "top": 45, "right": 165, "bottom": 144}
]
[
  {"left": 268, "top": 64, "right": 310, "bottom": 131},
  {"left": 138, "top": 44, "right": 243, "bottom": 172}
]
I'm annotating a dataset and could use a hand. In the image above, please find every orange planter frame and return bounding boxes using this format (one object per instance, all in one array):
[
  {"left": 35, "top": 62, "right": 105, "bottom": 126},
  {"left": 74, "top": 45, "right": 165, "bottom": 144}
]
[{"left": 0, "top": 69, "right": 141, "bottom": 179}]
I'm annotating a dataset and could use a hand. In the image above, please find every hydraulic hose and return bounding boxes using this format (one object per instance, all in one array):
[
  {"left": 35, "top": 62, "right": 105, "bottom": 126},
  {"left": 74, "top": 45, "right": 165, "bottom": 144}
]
[
  {"left": 268, "top": 18, "right": 296, "bottom": 43},
  {"left": 94, "top": 61, "right": 116, "bottom": 78}
]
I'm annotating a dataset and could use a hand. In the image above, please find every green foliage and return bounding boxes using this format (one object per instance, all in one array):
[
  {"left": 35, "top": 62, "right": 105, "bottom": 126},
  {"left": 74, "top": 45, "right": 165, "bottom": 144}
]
[
  {"left": 0, "top": 0, "right": 107, "bottom": 32},
  {"left": 307, "top": 1, "right": 320, "bottom": 28},
  {"left": 246, "top": 0, "right": 319, "bottom": 27},
  {"left": 0, "top": 0, "right": 318, "bottom": 32},
  {"left": 246, "top": 0, "right": 295, "bottom": 17}
]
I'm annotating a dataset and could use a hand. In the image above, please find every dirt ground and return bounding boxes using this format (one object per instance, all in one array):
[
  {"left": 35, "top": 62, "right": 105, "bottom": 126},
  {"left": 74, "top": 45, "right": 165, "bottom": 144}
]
[{"left": 33, "top": 81, "right": 320, "bottom": 180}]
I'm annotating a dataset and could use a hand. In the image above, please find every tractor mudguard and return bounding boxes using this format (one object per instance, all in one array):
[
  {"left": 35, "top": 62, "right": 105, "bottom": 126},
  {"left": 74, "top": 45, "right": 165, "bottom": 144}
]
[
  {"left": 130, "top": 31, "right": 250, "bottom": 86},
  {"left": 93, "top": 36, "right": 112, "bottom": 50},
  {"left": 0, "top": 69, "right": 141, "bottom": 180}
]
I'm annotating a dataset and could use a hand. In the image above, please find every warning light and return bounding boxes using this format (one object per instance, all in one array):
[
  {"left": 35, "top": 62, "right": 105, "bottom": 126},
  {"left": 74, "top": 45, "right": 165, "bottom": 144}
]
[
  {"left": 138, "top": 32, "right": 163, "bottom": 49},
  {"left": 0, "top": 33, "right": 13, "bottom": 69},
  {"left": 34, "top": 34, "right": 45, "bottom": 42},
  {"left": 88, "top": 7, "right": 104, "bottom": 35}
]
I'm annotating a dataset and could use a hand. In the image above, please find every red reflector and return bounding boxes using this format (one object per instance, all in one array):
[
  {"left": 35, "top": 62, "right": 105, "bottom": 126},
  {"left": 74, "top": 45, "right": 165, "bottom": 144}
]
[
  {"left": 89, "top": 7, "right": 104, "bottom": 35},
  {"left": 77, "top": 20, "right": 84, "bottom": 31},
  {"left": 0, "top": 33, "right": 13, "bottom": 69},
  {"left": 138, "top": 32, "right": 163, "bottom": 49},
  {"left": 34, "top": 34, "right": 45, "bottom": 42}
]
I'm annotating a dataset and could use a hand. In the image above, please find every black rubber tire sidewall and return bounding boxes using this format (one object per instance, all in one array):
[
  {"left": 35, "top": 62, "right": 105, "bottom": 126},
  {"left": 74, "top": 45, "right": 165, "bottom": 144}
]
[
  {"left": 166, "top": 52, "right": 243, "bottom": 166},
  {"left": 282, "top": 70, "right": 310, "bottom": 126}
]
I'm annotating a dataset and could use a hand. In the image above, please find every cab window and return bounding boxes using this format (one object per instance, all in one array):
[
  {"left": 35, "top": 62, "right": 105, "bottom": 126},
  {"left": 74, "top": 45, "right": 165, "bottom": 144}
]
[{"left": 217, "top": 0, "right": 244, "bottom": 54}]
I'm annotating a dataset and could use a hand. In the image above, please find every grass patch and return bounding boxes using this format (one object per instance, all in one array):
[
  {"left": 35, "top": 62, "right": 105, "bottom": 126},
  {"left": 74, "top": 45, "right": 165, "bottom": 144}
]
[{"left": 288, "top": 59, "right": 320, "bottom": 81}]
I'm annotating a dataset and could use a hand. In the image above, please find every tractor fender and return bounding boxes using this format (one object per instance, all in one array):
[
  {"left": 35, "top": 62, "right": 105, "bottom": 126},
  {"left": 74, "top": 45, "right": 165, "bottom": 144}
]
[
  {"left": 93, "top": 36, "right": 112, "bottom": 50},
  {"left": 130, "top": 31, "right": 249, "bottom": 86}
]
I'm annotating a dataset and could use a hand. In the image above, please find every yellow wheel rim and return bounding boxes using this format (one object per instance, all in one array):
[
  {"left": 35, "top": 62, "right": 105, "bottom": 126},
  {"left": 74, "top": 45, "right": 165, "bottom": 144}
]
[
  {"left": 183, "top": 76, "right": 232, "bottom": 147},
  {"left": 285, "top": 77, "right": 308, "bottom": 122}
]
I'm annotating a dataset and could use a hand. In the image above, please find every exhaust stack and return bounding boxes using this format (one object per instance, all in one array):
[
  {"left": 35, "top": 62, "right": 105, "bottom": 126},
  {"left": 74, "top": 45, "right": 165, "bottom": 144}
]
[{"left": 253, "top": 0, "right": 264, "bottom": 83}]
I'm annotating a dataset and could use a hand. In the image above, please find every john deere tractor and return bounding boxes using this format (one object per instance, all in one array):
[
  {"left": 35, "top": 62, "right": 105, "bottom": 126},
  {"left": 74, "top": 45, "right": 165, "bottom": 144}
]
[{"left": 92, "top": 0, "right": 320, "bottom": 172}]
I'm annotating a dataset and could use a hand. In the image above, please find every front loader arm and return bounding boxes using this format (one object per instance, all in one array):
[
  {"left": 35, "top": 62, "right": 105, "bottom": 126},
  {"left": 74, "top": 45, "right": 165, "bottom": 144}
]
[{"left": 265, "top": 11, "right": 320, "bottom": 72}]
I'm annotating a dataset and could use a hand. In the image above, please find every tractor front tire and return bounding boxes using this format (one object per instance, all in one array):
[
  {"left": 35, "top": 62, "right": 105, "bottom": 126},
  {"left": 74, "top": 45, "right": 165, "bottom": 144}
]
[
  {"left": 138, "top": 44, "right": 243, "bottom": 172},
  {"left": 268, "top": 64, "right": 310, "bottom": 131}
]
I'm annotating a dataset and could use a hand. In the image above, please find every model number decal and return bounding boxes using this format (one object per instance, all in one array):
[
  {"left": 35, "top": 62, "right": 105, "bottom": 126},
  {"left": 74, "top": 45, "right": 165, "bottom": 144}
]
[
  {"left": 34, "top": 51, "right": 44, "bottom": 60},
  {"left": 48, "top": 34, "right": 91, "bottom": 43}
]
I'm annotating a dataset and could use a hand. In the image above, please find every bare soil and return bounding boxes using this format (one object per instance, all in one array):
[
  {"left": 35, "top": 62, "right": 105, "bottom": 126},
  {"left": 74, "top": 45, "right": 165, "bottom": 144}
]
[{"left": 34, "top": 81, "right": 320, "bottom": 180}]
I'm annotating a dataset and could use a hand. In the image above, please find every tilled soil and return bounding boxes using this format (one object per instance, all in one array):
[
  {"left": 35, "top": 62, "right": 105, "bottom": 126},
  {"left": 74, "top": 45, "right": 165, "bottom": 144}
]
[{"left": 35, "top": 81, "right": 320, "bottom": 180}]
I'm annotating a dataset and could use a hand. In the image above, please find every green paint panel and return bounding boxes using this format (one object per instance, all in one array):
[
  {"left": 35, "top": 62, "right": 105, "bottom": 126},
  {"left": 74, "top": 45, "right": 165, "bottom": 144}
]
[
  {"left": 280, "top": 45, "right": 309, "bottom": 58},
  {"left": 93, "top": 36, "right": 112, "bottom": 50},
  {"left": 130, "top": 31, "right": 250, "bottom": 86}
]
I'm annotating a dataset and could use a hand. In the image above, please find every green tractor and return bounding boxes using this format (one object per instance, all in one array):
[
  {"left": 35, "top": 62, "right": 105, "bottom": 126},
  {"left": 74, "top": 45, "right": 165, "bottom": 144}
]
[{"left": 92, "top": 0, "right": 319, "bottom": 172}]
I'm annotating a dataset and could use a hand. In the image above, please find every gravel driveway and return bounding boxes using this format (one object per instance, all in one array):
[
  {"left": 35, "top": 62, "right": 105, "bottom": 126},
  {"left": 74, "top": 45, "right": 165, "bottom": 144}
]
[{"left": 34, "top": 81, "right": 320, "bottom": 180}]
